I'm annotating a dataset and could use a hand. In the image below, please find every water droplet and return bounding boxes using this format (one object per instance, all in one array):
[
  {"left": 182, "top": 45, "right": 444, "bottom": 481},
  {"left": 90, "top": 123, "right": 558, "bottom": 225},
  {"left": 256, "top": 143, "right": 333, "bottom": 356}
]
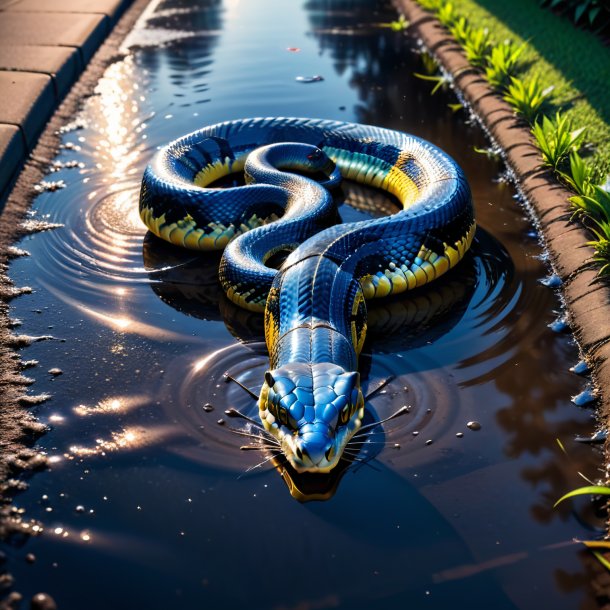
[
  {"left": 572, "top": 388, "right": 596, "bottom": 407},
  {"left": 575, "top": 429, "right": 607, "bottom": 444},
  {"left": 549, "top": 316, "right": 569, "bottom": 333},
  {"left": 540, "top": 274, "right": 562, "bottom": 288},
  {"left": 425, "top": 439, "right": 433, "bottom": 445},
  {"left": 31, "top": 592, "right": 57, "bottom": 610},
  {"left": 286, "top": 47, "right": 301, "bottom": 52},
  {"left": 466, "top": 421, "right": 481, "bottom": 431},
  {"left": 202, "top": 404, "right": 214, "bottom": 412},
  {"left": 295, "top": 75, "right": 324, "bottom": 83},
  {"left": 570, "top": 360, "right": 589, "bottom": 375},
  {"left": 217, "top": 419, "right": 225, "bottom": 426},
  {"left": 456, "top": 432, "right": 464, "bottom": 438},
  {"left": 412, "top": 431, "right": 419, "bottom": 436},
  {"left": 48, "top": 368, "right": 63, "bottom": 376},
  {"left": 75, "top": 505, "right": 85, "bottom": 513},
  {"left": 26, "top": 553, "right": 36, "bottom": 564}
]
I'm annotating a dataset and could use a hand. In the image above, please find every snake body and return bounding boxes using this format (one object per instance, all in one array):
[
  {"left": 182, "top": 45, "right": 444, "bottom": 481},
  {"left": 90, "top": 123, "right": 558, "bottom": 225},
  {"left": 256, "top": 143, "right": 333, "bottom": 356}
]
[{"left": 140, "top": 117, "right": 474, "bottom": 473}]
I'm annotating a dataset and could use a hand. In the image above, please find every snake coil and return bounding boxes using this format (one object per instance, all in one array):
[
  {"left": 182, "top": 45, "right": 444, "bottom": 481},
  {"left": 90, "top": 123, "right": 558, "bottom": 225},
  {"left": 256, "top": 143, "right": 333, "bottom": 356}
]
[{"left": 140, "top": 117, "right": 474, "bottom": 473}]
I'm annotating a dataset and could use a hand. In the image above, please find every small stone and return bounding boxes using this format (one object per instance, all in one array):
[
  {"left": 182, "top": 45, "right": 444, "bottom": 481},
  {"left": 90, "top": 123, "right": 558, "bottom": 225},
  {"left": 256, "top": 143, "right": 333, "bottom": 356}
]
[
  {"left": 31, "top": 593, "right": 57, "bottom": 610},
  {"left": 48, "top": 368, "right": 62, "bottom": 376},
  {"left": 26, "top": 553, "right": 36, "bottom": 564},
  {"left": 466, "top": 421, "right": 481, "bottom": 431}
]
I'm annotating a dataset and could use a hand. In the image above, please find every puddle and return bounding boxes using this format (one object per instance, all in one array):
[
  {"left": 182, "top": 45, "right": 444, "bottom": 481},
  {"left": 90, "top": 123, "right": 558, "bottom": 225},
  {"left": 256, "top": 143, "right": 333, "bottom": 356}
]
[{"left": 3, "top": 0, "right": 605, "bottom": 608}]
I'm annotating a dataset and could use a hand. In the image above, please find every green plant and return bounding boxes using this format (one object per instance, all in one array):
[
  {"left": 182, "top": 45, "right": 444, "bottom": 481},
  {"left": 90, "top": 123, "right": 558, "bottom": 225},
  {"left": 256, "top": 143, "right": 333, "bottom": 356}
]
[
  {"left": 589, "top": 235, "right": 610, "bottom": 275},
  {"left": 560, "top": 151, "right": 596, "bottom": 196},
  {"left": 437, "top": 2, "right": 457, "bottom": 26},
  {"left": 413, "top": 72, "right": 448, "bottom": 94},
  {"left": 554, "top": 484, "right": 610, "bottom": 507},
  {"left": 484, "top": 40, "right": 525, "bottom": 89},
  {"left": 569, "top": 184, "right": 610, "bottom": 224},
  {"left": 417, "top": 0, "right": 442, "bottom": 10},
  {"left": 503, "top": 76, "right": 553, "bottom": 123},
  {"left": 531, "top": 111, "right": 586, "bottom": 170},
  {"left": 540, "top": 0, "right": 610, "bottom": 28},
  {"left": 450, "top": 16, "right": 471, "bottom": 44},
  {"left": 419, "top": 51, "right": 439, "bottom": 75},
  {"left": 462, "top": 27, "right": 492, "bottom": 67}
]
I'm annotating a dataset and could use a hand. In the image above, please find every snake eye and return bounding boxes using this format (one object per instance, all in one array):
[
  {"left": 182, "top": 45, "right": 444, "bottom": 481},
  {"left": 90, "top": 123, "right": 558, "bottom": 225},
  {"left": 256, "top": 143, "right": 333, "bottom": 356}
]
[
  {"left": 340, "top": 404, "right": 350, "bottom": 424},
  {"left": 264, "top": 371, "right": 275, "bottom": 388},
  {"left": 325, "top": 444, "right": 336, "bottom": 462},
  {"left": 277, "top": 406, "right": 288, "bottom": 426}
]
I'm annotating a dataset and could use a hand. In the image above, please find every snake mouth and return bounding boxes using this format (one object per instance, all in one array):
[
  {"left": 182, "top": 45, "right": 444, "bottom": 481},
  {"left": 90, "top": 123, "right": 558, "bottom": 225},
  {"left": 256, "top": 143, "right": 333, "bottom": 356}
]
[{"left": 269, "top": 416, "right": 363, "bottom": 474}]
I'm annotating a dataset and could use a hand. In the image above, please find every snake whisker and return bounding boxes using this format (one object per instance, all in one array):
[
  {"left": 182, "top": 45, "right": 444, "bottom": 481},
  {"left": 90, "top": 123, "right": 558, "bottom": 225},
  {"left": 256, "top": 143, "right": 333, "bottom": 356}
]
[
  {"left": 240, "top": 444, "right": 278, "bottom": 451},
  {"left": 244, "top": 451, "right": 283, "bottom": 473},
  {"left": 364, "top": 375, "right": 396, "bottom": 401},
  {"left": 223, "top": 373, "right": 259, "bottom": 400},
  {"left": 355, "top": 406, "right": 410, "bottom": 434},
  {"left": 224, "top": 427, "right": 280, "bottom": 445},
  {"left": 340, "top": 453, "right": 381, "bottom": 472},
  {"left": 224, "top": 407, "right": 265, "bottom": 429}
]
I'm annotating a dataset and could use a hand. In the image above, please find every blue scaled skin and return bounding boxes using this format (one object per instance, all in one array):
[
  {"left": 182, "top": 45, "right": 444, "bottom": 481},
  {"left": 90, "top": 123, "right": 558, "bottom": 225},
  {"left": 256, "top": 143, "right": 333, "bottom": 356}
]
[{"left": 139, "top": 118, "right": 475, "bottom": 473}]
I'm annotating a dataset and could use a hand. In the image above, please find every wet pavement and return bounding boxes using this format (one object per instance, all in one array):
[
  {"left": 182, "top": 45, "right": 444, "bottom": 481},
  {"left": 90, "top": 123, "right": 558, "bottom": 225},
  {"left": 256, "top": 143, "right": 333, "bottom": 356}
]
[{"left": 0, "top": 0, "right": 135, "bottom": 199}]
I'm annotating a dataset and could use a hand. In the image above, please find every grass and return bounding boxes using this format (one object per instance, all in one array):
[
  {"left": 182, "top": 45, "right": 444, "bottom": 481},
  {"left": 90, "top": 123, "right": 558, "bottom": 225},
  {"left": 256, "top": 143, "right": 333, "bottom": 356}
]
[
  {"left": 447, "top": 0, "right": 610, "bottom": 176},
  {"left": 411, "top": 0, "right": 610, "bottom": 273}
]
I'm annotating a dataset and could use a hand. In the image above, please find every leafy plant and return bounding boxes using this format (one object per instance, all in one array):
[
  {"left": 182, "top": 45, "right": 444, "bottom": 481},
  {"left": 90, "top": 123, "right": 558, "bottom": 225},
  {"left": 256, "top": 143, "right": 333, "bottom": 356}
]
[
  {"left": 503, "top": 76, "right": 553, "bottom": 123},
  {"left": 419, "top": 51, "right": 439, "bottom": 75},
  {"left": 450, "top": 16, "right": 471, "bottom": 44},
  {"left": 554, "top": 484, "right": 610, "bottom": 507},
  {"left": 417, "top": 0, "right": 442, "bottom": 11},
  {"left": 589, "top": 235, "right": 610, "bottom": 275},
  {"left": 531, "top": 111, "right": 586, "bottom": 170},
  {"left": 484, "top": 40, "right": 525, "bottom": 89},
  {"left": 386, "top": 15, "right": 409, "bottom": 31},
  {"left": 569, "top": 184, "right": 610, "bottom": 224},
  {"left": 462, "top": 27, "right": 492, "bottom": 67},
  {"left": 540, "top": 0, "right": 610, "bottom": 28},
  {"left": 560, "top": 151, "right": 596, "bottom": 196},
  {"left": 413, "top": 72, "right": 448, "bottom": 95},
  {"left": 437, "top": 2, "right": 457, "bottom": 27}
]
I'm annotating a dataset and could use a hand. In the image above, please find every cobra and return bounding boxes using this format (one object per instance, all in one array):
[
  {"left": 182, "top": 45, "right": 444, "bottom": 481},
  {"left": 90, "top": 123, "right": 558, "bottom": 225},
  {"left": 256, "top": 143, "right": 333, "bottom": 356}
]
[{"left": 139, "top": 117, "right": 474, "bottom": 473}]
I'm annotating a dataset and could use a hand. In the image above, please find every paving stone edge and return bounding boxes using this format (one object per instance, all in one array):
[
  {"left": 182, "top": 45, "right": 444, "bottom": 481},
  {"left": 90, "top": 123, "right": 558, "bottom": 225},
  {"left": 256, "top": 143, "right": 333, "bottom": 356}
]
[{"left": 0, "top": 0, "right": 151, "bottom": 547}]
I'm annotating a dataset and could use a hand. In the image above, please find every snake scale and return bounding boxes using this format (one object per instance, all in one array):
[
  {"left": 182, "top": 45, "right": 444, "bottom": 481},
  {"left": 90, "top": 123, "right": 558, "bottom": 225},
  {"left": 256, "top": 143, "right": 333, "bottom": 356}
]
[{"left": 139, "top": 117, "right": 474, "bottom": 473}]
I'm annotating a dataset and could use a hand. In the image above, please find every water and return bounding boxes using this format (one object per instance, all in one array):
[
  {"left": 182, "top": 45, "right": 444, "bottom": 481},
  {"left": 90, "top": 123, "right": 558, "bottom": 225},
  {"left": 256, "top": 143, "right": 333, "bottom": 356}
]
[{"left": 4, "top": 0, "right": 605, "bottom": 608}]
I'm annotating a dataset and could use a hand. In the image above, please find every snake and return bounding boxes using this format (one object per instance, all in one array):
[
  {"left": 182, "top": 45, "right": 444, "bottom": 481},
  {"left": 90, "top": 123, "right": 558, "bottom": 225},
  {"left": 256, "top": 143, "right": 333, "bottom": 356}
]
[{"left": 139, "top": 117, "right": 474, "bottom": 473}]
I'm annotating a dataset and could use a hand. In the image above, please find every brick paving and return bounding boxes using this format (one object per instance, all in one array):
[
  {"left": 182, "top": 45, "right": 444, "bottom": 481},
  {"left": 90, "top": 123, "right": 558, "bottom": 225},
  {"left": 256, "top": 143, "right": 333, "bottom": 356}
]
[{"left": 0, "top": 0, "right": 134, "bottom": 200}]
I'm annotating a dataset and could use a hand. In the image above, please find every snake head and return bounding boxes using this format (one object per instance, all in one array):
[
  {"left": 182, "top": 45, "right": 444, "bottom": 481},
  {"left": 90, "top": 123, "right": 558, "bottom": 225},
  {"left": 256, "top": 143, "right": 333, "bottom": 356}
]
[{"left": 259, "top": 363, "right": 364, "bottom": 473}]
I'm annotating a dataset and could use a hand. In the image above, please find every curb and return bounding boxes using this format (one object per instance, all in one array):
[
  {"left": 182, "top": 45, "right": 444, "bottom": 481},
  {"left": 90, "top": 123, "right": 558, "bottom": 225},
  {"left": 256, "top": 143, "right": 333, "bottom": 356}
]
[
  {"left": 0, "top": 0, "right": 136, "bottom": 204},
  {"left": 394, "top": 1, "right": 610, "bottom": 442}
]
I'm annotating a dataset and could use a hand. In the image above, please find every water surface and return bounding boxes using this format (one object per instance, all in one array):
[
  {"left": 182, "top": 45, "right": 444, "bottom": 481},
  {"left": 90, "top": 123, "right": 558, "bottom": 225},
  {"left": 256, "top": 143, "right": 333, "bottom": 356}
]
[{"left": 5, "top": 0, "right": 604, "bottom": 608}]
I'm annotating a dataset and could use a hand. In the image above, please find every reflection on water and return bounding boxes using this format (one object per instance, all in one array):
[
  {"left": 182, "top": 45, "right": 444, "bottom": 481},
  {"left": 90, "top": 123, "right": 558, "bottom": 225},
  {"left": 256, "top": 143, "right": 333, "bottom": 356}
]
[{"left": 4, "top": 0, "right": 606, "bottom": 608}]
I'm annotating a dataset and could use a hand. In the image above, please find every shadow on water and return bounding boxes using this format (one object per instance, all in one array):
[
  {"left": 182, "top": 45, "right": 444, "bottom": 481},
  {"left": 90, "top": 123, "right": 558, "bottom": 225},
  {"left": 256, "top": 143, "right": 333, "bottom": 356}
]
[{"left": 2, "top": 0, "right": 607, "bottom": 609}]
